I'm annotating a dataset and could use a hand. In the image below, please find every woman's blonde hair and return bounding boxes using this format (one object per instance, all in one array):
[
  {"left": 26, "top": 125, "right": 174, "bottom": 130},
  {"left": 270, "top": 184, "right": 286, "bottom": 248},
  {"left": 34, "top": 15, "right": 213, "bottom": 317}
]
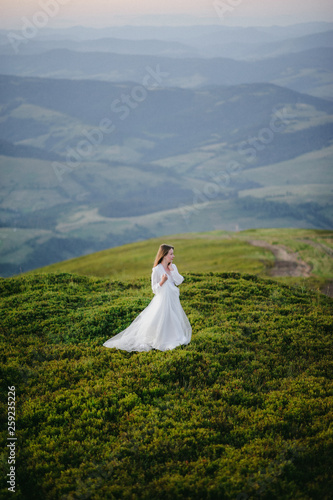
[{"left": 153, "top": 244, "right": 174, "bottom": 267}]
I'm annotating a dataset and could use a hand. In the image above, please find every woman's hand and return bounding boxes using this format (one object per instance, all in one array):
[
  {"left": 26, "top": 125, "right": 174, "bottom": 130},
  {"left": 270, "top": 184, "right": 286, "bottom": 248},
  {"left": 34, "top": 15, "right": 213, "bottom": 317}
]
[{"left": 160, "top": 273, "right": 168, "bottom": 286}]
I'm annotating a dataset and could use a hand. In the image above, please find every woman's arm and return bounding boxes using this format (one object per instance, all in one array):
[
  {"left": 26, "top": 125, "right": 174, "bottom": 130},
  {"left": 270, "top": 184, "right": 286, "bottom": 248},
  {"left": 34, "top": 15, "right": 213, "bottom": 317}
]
[
  {"left": 151, "top": 266, "right": 168, "bottom": 294},
  {"left": 169, "top": 264, "right": 184, "bottom": 286}
]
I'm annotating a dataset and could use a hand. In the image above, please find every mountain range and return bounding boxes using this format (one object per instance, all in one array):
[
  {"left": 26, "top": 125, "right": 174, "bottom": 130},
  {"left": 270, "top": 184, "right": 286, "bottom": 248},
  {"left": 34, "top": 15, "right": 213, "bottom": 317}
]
[
  {"left": 0, "top": 46, "right": 332, "bottom": 100},
  {"left": 0, "top": 22, "right": 332, "bottom": 276},
  {"left": 1, "top": 28, "right": 333, "bottom": 61}
]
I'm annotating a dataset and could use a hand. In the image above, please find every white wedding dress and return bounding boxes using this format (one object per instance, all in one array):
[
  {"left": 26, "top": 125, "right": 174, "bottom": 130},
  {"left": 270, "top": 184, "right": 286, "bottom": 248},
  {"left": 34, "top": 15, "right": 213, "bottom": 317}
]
[{"left": 103, "top": 263, "right": 192, "bottom": 352}]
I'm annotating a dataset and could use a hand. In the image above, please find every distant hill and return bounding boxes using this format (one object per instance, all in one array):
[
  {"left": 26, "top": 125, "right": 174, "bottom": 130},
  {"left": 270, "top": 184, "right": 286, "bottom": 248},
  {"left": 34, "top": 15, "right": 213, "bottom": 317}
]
[
  {"left": 0, "top": 138, "right": 62, "bottom": 161},
  {"left": 2, "top": 21, "right": 332, "bottom": 44},
  {"left": 198, "top": 30, "right": 333, "bottom": 61},
  {"left": 242, "top": 30, "right": 333, "bottom": 60},
  {"left": 2, "top": 28, "right": 332, "bottom": 61},
  {"left": 1, "top": 75, "right": 332, "bottom": 159},
  {"left": 0, "top": 36, "right": 199, "bottom": 58},
  {"left": 0, "top": 46, "right": 332, "bottom": 98}
]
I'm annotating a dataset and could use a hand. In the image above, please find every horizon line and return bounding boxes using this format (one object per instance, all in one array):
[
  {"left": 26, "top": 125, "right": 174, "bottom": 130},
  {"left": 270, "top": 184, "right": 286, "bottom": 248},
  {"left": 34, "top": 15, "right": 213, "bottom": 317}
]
[{"left": 1, "top": 18, "right": 333, "bottom": 32}]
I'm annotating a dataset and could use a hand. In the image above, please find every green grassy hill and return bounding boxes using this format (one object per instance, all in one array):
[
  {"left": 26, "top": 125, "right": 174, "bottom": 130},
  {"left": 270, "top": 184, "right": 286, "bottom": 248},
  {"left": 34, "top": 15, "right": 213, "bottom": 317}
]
[
  {"left": 1, "top": 271, "right": 332, "bottom": 499},
  {"left": 29, "top": 228, "right": 333, "bottom": 293}
]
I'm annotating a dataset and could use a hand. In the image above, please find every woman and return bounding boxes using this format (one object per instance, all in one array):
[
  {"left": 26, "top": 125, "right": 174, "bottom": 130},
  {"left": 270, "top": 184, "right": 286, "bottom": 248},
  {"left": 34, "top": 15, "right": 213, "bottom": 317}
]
[{"left": 103, "top": 244, "right": 192, "bottom": 352}]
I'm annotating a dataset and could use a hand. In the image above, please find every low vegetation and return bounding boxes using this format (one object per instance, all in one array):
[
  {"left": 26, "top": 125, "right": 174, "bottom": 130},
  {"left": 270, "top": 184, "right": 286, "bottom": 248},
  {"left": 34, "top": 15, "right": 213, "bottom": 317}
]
[{"left": 1, "top": 271, "right": 332, "bottom": 499}]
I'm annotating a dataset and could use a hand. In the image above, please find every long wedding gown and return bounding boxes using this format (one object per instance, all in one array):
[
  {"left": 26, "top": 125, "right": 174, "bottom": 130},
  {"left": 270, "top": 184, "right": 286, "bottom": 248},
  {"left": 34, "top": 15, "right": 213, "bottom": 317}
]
[{"left": 103, "top": 263, "right": 192, "bottom": 352}]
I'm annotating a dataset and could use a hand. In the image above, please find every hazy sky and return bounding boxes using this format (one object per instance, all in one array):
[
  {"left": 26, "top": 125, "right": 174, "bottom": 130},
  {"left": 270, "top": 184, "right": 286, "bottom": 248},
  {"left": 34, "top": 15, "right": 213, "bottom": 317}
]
[{"left": 1, "top": 0, "right": 333, "bottom": 29}]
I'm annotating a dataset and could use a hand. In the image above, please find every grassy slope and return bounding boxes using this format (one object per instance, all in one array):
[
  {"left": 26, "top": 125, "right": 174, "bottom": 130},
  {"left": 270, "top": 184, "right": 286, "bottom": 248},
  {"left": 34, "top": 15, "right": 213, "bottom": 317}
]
[
  {"left": 0, "top": 272, "right": 332, "bottom": 499},
  {"left": 28, "top": 228, "right": 333, "bottom": 290}
]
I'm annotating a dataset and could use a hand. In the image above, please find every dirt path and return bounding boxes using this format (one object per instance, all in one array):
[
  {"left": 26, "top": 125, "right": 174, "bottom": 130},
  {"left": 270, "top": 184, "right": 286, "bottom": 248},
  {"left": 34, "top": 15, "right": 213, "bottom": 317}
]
[{"left": 248, "top": 240, "right": 312, "bottom": 277}]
